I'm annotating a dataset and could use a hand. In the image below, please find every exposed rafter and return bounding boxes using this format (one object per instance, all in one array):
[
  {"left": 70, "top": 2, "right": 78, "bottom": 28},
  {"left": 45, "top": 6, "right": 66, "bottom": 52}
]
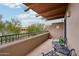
[
  {"left": 40, "top": 6, "right": 67, "bottom": 17},
  {"left": 47, "top": 13, "right": 65, "bottom": 20},
  {"left": 24, "top": 3, "right": 68, "bottom": 20}
]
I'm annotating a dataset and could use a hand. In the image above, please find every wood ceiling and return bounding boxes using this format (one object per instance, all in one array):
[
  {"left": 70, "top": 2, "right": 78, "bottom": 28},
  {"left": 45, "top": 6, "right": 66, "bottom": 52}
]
[{"left": 24, "top": 3, "right": 68, "bottom": 20}]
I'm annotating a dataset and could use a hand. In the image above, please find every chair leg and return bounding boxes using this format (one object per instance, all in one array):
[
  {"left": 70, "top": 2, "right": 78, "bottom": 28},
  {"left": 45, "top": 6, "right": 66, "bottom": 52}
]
[{"left": 69, "top": 49, "right": 77, "bottom": 56}]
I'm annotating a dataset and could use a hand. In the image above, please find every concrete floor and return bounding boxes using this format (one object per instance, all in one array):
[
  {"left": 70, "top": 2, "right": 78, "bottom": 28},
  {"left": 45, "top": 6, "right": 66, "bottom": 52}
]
[{"left": 26, "top": 39, "right": 59, "bottom": 56}]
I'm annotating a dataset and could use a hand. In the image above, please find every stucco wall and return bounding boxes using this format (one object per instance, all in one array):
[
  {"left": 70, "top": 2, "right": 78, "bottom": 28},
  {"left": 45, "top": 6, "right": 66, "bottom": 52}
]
[
  {"left": 47, "top": 23, "right": 64, "bottom": 39},
  {"left": 66, "top": 3, "right": 79, "bottom": 55},
  {"left": 0, "top": 32, "right": 49, "bottom": 56}
]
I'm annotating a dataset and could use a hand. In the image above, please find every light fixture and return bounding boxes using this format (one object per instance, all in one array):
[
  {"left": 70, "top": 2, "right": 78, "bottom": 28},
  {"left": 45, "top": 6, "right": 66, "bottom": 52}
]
[
  {"left": 56, "top": 25, "right": 60, "bottom": 29},
  {"left": 66, "top": 10, "right": 71, "bottom": 17}
]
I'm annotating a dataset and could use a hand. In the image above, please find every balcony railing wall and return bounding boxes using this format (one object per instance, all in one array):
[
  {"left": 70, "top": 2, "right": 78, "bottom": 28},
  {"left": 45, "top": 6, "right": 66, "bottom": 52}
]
[
  {"left": 0, "top": 32, "right": 44, "bottom": 45},
  {"left": 0, "top": 32, "right": 49, "bottom": 56}
]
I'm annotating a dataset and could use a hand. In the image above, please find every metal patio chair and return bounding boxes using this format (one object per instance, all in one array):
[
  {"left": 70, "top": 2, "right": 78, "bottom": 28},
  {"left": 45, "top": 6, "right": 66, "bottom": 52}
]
[
  {"left": 52, "top": 41, "right": 77, "bottom": 56},
  {"left": 41, "top": 41, "right": 77, "bottom": 56}
]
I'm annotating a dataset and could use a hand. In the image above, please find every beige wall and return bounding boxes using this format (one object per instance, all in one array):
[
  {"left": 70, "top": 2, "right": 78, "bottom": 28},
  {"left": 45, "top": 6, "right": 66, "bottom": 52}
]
[
  {"left": 0, "top": 32, "right": 49, "bottom": 56},
  {"left": 47, "top": 23, "right": 64, "bottom": 39},
  {"left": 66, "top": 4, "right": 79, "bottom": 55}
]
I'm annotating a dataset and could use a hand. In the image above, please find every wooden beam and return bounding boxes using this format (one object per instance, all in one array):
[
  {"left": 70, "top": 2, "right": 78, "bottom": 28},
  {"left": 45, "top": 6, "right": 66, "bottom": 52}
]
[
  {"left": 23, "top": 3, "right": 33, "bottom": 6},
  {"left": 47, "top": 13, "right": 64, "bottom": 20},
  {"left": 24, "top": 8, "right": 30, "bottom": 12},
  {"left": 24, "top": 3, "right": 68, "bottom": 13},
  {"left": 24, "top": 3, "right": 38, "bottom": 12},
  {"left": 40, "top": 6, "right": 67, "bottom": 17},
  {"left": 44, "top": 12, "right": 65, "bottom": 19},
  {"left": 26, "top": 3, "right": 39, "bottom": 8},
  {"left": 37, "top": 3, "right": 68, "bottom": 14},
  {"left": 23, "top": 3, "right": 68, "bottom": 20}
]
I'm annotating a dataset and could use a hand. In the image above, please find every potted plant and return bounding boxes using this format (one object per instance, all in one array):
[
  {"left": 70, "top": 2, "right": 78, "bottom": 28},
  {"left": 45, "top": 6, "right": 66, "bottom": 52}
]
[{"left": 59, "top": 37, "right": 65, "bottom": 47}]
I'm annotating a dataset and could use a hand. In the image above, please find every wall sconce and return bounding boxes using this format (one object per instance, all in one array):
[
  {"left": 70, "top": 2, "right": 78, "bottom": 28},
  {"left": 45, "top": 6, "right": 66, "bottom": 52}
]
[
  {"left": 56, "top": 25, "right": 60, "bottom": 29},
  {"left": 67, "top": 10, "right": 71, "bottom": 17}
]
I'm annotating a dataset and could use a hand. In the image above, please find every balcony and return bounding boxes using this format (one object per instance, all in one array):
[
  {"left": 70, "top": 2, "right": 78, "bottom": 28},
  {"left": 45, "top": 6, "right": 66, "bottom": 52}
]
[
  {"left": 0, "top": 21, "right": 65, "bottom": 56},
  {"left": 0, "top": 3, "right": 79, "bottom": 56},
  {"left": 0, "top": 31, "right": 50, "bottom": 56}
]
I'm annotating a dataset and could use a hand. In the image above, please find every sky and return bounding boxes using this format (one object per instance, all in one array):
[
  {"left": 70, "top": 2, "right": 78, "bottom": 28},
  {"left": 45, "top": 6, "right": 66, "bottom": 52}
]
[{"left": 0, "top": 3, "right": 64, "bottom": 27}]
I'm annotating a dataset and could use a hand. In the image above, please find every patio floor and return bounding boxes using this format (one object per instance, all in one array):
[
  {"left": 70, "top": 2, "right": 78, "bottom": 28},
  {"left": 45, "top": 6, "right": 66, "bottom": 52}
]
[{"left": 26, "top": 39, "right": 59, "bottom": 56}]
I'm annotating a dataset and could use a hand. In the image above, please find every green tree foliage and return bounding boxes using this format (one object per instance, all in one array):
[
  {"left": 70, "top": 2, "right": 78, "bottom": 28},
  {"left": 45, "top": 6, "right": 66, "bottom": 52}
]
[
  {"left": 0, "top": 14, "right": 21, "bottom": 35},
  {"left": 5, "top": 19, "right": 21, "bottom": 34},
  {"left": 27, "top": 24, "right": 44, "bottom": 33},
  {"left": 0, "top": 19, "right": 5, "bottom": 35}
]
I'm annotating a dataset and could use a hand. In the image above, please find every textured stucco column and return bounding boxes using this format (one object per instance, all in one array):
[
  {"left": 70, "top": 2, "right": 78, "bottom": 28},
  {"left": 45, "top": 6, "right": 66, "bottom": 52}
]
[{"left": 66, "top": 3, "right": 79, "bottom": 55}]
